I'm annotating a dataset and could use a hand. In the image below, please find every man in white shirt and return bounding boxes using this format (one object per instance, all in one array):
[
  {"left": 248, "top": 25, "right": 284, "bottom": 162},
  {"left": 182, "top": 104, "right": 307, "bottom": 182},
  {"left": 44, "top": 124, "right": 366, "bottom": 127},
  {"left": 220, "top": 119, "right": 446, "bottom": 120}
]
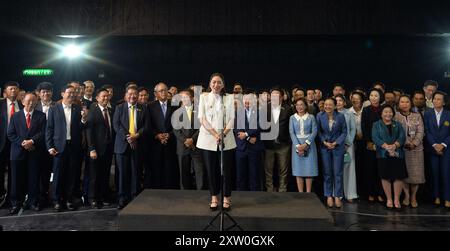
[
  {"left": 262, "top": 87, "right": 293, "bottom": 192},
  {"left": 46, "top": 85, "right": 87, "bottom": 212}
]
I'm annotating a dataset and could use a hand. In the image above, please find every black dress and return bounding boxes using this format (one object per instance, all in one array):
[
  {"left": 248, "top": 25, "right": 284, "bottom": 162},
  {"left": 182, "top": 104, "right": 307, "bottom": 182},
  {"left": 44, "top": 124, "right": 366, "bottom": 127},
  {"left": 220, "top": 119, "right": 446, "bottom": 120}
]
[
  {"left": 376, "top": 124, "right": 408, "bottom": 180},
  {"left": 361, "top": 105, "right": 383, "bottom": 197}
]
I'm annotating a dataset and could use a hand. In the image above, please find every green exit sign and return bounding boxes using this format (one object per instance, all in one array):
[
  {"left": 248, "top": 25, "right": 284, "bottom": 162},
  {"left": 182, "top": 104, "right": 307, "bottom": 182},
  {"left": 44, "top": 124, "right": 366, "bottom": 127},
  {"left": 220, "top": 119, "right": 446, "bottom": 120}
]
[{"left": 23, "top": 69, "right": 54, "bottom": 76}]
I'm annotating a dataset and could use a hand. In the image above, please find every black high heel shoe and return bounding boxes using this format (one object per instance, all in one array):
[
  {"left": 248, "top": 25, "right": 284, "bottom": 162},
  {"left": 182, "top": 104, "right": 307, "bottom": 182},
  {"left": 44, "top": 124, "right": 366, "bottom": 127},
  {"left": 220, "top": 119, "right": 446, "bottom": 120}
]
[
  {"left": 209, "top": 201, "right": 218, "bottom": 211},
  {"left": 223, "top": 201, "right": 231, "bottom": 211}
]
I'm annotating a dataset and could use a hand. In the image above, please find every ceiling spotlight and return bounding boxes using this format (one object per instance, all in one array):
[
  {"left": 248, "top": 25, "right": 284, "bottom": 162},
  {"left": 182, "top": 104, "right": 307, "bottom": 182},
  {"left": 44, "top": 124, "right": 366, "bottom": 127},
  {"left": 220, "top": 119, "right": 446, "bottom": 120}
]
[{"left": 62, "top": 44, "right": 83, "bottom": 59}]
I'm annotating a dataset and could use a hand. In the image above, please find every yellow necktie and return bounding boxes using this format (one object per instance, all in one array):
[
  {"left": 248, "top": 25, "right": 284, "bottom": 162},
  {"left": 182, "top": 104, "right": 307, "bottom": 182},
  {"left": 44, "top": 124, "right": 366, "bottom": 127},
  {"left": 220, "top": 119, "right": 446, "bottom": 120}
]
[
  {"left": 187, "top": 107, "right": 192, "bottom": 122},
  {"left": 129, "top": 105, "right": 136, "bottom": 135}
]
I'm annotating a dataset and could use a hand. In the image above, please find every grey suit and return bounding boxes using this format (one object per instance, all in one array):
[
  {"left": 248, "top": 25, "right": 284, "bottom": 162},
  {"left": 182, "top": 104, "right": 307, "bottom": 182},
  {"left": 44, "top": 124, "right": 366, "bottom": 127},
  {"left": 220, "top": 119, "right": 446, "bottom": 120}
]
[{"left": 173, "top": 106, "right": 204, "bottom": 190}]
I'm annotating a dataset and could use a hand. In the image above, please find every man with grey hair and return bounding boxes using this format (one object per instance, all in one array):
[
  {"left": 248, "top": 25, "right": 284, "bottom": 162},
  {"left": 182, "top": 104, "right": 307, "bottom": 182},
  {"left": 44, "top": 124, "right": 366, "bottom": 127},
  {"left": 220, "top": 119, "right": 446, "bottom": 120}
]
[
  {"left": 83, "top": 80, "right": 95, "bottom": 108},
  {"left": 147, "top": 82, "right": 178, "bottom": 189}
]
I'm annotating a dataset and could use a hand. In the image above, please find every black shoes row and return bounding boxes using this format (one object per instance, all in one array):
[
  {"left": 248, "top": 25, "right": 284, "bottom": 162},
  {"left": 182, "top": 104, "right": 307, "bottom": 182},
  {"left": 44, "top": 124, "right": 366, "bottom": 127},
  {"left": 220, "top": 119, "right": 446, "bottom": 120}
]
[{"left": 9, "top": 201, "right": 41, "bottom": 214}]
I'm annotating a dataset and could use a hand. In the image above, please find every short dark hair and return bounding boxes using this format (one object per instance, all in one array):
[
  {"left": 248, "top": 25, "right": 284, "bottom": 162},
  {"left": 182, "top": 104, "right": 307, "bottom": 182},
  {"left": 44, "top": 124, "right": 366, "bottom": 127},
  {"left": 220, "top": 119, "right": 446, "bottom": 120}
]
[
  {"left": 412, "top": 90, "right": 425, "bottom": 98},
  {"left": 243, "top": 89, "right": 256, "bottom": 95},
  {"left": 4, "top": 81, "right": 19, "bottom": 90},
  {"left": 353, "top": 86, "right": 366, "bottom": 93},
  {"left": 350, "top": 91, "right": 365, "bottom": 103},
  {"left": 291, "top": 84, "right": 300, "bottom": 91},
  {"left": 181, "top": 88, "right": 194, "bottom": 98},
  {"left": 393, "top": 88, "right": 404, "bottom": 94},
  {"left": 126, "top": 85, "right": 138, "bottom": 93},
  {"left": 384, "top": 90, "right": 395, "bottom": 95},
  {"left": 60, "top": 84, "right": 75, "bottom": 93},
  {"left": 324, "top": 97, "right": 337, "bottom": 106},
  {"left": 138, "top": 87, "right": 150, "bottom": 94},
  {"left": 36, "top": 82, "right": 53, "bottom": 92},
  {"left": 295, "top": 87, "right": 306, "bottom": 95},
  {"left": 125, "top": 81, "right": 138, "bottom": 88},
  {"left": 270, "top": 86, "right": 284, "bottom": 97},
  {"left": 423, "top": 80, "right": 438, "bottom": 89},
  {"left": 372, "top": 81, "right": 385, "bottom": 91},
  {"left": 334, "top": 94, "right": 347, "bottom": 104},
  {"left": 332, "top": 83, "right": 345, "bottom": 90},
  {"left": 293, "top": 97, "right": 308, "bottom": 109},
  {"left": 381, "top": 104, "right": 396, "bottom": 117},
  {"left": 432, "top": 90, "right": 447, "bottom": 101},
  {"left": 95, "top": 88, "right": 110, "bottom": 97}
]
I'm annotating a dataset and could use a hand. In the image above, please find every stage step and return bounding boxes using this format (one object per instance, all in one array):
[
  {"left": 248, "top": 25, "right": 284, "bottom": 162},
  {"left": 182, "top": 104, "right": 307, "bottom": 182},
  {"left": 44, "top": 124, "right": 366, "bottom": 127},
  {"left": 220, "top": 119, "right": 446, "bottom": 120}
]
[{"left": 118, "top": 190, "right": 334, "bottom": 231}]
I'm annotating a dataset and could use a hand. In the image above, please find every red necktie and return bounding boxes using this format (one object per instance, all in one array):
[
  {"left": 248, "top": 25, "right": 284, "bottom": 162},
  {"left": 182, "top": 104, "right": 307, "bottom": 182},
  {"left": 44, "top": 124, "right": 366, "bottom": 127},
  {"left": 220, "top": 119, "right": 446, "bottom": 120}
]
[
  {"left": 26, "top": 113, "right": 31, "bottom": 129},
  {"left": 10, "top": 103, "right": 15, "bottom": 119}
]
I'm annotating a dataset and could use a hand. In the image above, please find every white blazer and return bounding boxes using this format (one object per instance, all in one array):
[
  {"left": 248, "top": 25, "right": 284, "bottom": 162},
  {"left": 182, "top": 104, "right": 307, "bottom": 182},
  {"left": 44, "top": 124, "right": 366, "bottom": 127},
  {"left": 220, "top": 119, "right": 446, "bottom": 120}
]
[{"left": 196, "top": 92, "right": 237, "bottom": 151}]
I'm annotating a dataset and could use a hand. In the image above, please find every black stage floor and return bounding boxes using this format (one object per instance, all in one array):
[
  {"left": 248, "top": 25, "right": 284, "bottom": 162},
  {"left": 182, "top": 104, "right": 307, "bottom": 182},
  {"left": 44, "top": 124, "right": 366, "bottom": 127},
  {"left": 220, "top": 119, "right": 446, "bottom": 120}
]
[
  {"left": 118, "top": 190, "right": 334, "bottom": 231},
  {"left": 0, "top": 190, "right": 449, "bottom": 231}
]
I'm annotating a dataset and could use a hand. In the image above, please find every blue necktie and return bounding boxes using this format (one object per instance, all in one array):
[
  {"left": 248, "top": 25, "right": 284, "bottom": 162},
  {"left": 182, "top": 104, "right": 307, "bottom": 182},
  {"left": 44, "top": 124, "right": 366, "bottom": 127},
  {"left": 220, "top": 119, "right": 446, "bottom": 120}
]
[{"left": 162, "top": 103, "right": 167, "bottom": 117}]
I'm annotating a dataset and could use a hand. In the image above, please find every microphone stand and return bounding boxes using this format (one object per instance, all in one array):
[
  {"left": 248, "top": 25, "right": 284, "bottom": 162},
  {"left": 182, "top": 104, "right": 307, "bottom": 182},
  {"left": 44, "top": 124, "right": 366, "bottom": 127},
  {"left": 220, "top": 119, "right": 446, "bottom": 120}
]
[{"left": 203, "top": 94, "right": 243, "bottom": 231}]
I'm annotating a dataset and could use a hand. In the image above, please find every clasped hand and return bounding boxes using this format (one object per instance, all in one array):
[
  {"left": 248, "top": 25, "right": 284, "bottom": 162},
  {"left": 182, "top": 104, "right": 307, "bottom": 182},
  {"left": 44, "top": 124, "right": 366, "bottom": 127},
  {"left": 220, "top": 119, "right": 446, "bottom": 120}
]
[{"left": 21, "top": 140, "right": 35, "bottom": 151}]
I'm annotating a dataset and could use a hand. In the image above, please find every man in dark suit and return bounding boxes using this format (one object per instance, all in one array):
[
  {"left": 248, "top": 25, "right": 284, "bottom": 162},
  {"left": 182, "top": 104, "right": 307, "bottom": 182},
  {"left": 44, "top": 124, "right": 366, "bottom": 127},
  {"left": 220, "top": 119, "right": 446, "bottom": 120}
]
[
  {"left": 85, "top": 88, "right": 115, "bottom": 208},
  {"left": 148, "top": 82, "right": 179, "bottom": 189},
  {"left": 424, "top": 91, "right": 450, "bottom": 208},
  {"left": 113, "top": 85, "right": 148, "bottom": 209},
  {"left": 261, "top": 87, "right": 293, "bottom": 192},
  {"left": 0, "top": 81, "right": 23, "bottom": 208},
  {"left": 46, "top": 85, "right": 87, "bottom": 212},
  {"left": 7, "top": 93, "right": 46, "bottom": 213},
  {"left": 234, "top": 91, "right": 264, "bottom": 191},
  {"left": 173, "top": 89, "right": 204, "bottom": 190},
  {"left": 35, "top": 82, "right": 55, "bottom": 207}
]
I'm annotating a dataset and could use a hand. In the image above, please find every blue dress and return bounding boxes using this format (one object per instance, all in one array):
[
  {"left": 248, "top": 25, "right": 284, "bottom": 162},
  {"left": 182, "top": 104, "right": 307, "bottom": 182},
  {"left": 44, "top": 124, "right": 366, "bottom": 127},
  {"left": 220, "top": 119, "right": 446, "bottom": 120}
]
[{"left": 289, "top": 113, "right": 318, "bottom": 177}]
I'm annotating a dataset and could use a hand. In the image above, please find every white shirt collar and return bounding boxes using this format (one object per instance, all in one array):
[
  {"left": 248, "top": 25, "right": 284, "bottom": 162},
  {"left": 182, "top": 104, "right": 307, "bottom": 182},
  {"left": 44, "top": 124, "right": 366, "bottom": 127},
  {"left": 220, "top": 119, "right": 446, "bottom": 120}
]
[
  {"left": 128, "top": 102, "right": 136, "bottom": 108},
  {"left": 62, "top": 103, "right": 72, "bottom": 109},
  {"left": 84, "top": 95, "right": 92, "bottom": 101},
  {"left": 24, "top": 110, "right": 34, "bottom": 116},
  {"left": 41, "top": 101, "right": 51, "bottom": 106},
  {"left": 98, "top": 104, "right": 108, "bottom": 111},
  {"left": 272, "top": 104, "right": 281, "bottom": 110},
  {"left": 294, "top": 113, "right": 309, "bottom": 121},
  {"left": 7, "top": 99, "right": 17, "bottom": 106},
  {"left": 435, "top": 108, "right": 443, "bottom": 115}
]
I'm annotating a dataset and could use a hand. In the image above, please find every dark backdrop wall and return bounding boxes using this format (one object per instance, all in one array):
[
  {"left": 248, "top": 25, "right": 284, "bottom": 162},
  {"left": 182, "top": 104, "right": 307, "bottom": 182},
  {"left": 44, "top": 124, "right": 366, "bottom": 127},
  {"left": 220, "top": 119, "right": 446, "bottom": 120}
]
[
  {"left": 1, "top": 0, "right": 450, "bottom": 36},
  {"left": 0, "top": 35, "right": 449, "bottom": 99}
]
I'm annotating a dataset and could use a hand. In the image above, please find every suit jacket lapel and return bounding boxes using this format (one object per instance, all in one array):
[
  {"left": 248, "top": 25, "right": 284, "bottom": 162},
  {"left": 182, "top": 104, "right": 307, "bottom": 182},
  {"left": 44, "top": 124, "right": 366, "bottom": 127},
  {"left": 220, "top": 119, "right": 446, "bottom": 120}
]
[
  {"left": 124, "top": 103, "right": 130, "bottom": 131},
  {"left": 28, "top": 111, "right": 38, "bottom": 133},
  {"left": 17, "top": 111, "right": 26, "bottom": 135},
  {"left": 70, "top": 106, "right": 77, "bottom": 134},
  {"left": 438, "top": 111, "right": 447, "bottom": 128},
  {"left": 57, "top": 104, "right": 66, "bottom": 128}
]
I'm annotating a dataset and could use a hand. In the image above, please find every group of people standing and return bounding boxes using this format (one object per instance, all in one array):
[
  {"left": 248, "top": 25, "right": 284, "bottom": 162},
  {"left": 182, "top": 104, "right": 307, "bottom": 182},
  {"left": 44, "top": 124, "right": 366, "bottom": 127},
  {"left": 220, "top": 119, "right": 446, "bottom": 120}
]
[{"left": 0, "top": 74, "right": 448, "bottom": 214}]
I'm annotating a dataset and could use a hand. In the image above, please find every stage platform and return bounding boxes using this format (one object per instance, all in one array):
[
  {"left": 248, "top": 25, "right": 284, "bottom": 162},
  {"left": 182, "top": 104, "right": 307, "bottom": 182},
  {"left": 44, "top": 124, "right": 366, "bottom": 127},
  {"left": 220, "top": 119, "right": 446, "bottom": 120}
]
[{"left": 118, "top": 190, "right": 334, "bottom": 231}]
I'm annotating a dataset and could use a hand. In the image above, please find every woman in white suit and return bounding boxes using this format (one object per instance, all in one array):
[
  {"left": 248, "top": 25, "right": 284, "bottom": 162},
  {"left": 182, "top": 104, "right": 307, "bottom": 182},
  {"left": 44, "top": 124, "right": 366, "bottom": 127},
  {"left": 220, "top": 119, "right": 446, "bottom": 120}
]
[{"left": 197, "top": 73, "right": 236, "bottom": 211}]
